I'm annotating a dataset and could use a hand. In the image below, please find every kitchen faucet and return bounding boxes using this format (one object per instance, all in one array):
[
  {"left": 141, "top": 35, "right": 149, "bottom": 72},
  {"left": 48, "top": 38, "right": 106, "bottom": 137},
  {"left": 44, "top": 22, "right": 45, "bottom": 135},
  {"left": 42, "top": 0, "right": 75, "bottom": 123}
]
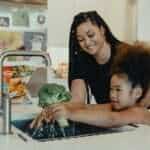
[{"left": 0, "top": 50, "right": 51, "bottom": 134}]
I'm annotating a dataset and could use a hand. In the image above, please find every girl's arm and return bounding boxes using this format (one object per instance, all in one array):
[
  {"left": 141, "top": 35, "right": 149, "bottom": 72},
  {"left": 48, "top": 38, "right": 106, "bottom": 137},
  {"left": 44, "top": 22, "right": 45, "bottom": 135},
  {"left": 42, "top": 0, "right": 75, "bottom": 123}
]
[{"left": 66, "top": 106, "right": 150, "bottom": 127}]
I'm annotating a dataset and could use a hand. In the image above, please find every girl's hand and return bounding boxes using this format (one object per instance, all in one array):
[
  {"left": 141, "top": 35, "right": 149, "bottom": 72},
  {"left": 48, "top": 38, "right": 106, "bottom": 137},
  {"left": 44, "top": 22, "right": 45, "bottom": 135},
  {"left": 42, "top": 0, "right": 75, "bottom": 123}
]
[
  {"left": 29, "top": 102, "right": 83, "bottom": 129},
  {"left": 29, "top": 107, "right": 53, "bottom": 129},
  {"left": 51, "top": 103, "right": 71, "bottom": 121}
]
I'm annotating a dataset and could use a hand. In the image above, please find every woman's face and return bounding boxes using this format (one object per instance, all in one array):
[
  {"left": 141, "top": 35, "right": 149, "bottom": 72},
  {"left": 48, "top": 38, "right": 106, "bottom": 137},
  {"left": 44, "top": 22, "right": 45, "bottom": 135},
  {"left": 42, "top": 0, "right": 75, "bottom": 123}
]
[{"left": 76, "top": 21, "right": 105, "bottom": 55}]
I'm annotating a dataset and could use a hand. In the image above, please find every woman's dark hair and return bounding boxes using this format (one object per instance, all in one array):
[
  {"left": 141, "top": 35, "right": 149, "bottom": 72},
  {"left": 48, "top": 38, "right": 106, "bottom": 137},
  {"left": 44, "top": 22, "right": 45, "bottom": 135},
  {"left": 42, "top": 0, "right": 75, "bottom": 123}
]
[
  {"left": 68, "top": 10, "right": 120, "bottom": 87},
  {"left": 111, "top": 44, "right": 150, "bottom": 102}
]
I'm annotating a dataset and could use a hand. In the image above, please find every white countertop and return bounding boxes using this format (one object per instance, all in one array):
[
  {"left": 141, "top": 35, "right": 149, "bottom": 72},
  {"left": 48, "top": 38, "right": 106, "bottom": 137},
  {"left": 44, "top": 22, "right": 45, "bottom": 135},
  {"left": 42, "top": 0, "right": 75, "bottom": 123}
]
[{"left": 0, "top": 101, "right": 150, "bottom": 150}]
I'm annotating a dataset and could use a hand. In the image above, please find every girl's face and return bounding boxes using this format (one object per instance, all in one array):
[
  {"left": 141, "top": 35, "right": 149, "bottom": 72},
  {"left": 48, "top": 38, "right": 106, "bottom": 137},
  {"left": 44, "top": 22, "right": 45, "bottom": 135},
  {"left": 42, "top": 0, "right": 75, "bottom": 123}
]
[
  {"left": 76, "top": 21, "right": 105, "bottom": 56},
  {"left": 110, "top": 74, "right": 142, "bottom": 110}
]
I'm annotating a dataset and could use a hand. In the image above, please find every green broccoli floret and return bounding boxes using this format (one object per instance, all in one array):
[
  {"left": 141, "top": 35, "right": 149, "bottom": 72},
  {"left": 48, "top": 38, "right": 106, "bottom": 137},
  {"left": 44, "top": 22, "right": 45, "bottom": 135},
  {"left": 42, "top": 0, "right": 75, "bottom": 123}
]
[
  {"left": 38, "top": 83, "right": 71, "bottom": 127},
  {"left": 38, "top": 83, "right": 71, "bottom": 107}
]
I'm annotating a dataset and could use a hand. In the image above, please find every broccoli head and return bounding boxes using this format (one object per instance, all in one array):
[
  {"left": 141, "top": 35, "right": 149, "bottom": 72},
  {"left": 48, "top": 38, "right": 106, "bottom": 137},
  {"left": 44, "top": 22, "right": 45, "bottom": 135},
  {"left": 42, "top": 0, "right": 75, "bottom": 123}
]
[{"left": 38, "top": 83, "right": 71, "bottom": 107}]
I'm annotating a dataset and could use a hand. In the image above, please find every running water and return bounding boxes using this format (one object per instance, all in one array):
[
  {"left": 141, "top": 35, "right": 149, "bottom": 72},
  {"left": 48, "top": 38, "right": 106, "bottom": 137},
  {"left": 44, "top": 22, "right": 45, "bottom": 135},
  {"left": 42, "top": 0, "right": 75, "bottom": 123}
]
[
  {"left": 60, "top": 127, "right": 66, "bottom": 137},
  {"left": 30, "top": 122, "right": 75, "bottom": 139}
]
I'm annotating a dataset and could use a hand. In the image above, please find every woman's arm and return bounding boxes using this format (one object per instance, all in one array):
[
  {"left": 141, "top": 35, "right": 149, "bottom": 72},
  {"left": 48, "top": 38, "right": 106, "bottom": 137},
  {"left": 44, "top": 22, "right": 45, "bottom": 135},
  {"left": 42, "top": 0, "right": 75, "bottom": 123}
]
[
  {"left": 67, "top": 79, "right": 111, "bottom": 110},
  {"left": 69, "top": 79, "right": 87, "bottom": 104}
]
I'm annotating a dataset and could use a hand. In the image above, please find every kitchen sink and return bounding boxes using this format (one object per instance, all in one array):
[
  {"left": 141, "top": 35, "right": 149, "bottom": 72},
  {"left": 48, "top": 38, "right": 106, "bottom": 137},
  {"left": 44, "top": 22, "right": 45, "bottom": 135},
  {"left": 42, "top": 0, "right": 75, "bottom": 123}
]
[{"left": 12, "top": 119, "right": 136, "bottom": 142}]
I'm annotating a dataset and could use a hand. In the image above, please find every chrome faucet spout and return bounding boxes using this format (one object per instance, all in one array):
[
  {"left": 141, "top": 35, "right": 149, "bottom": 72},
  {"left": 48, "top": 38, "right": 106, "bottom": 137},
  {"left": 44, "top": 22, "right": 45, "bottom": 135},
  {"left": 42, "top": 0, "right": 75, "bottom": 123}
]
[{"left": 0, "top": 50, "right": 51, "bottom": 134}]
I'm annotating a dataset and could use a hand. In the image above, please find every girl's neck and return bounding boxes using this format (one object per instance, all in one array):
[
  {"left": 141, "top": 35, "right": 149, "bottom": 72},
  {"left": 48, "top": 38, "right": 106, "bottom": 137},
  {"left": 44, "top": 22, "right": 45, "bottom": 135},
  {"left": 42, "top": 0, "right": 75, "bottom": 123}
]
[{"left": 94, "top": 41, "right": 111, "bottom": 65}]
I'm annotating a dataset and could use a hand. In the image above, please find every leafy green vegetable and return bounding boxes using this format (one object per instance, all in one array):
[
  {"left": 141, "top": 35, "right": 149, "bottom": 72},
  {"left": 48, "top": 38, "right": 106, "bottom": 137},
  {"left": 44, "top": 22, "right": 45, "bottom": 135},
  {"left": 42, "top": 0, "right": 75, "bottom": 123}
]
[
  {"left": 38, "top": 83, "right": 71, "bottom": 127},
  {"left": 38, "top": 83, "right": 71, "bottom": 107}
]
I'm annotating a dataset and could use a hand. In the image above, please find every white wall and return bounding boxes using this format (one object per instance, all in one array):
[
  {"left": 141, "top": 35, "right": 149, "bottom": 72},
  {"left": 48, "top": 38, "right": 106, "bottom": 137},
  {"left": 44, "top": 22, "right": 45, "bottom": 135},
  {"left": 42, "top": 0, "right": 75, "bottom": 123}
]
[
  {"left": 137, "top": 0, "right": 150, "bottom": 41},
  {"left": 48, "top": 0, "right": 75, "bottom": 48}
]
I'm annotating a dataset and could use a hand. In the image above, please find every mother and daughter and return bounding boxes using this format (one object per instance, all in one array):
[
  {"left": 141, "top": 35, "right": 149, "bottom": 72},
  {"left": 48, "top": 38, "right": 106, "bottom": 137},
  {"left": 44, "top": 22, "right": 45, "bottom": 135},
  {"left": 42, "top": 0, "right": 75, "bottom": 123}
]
[{"left": 30, "top": 11, "right": 150, "bottom": 128}]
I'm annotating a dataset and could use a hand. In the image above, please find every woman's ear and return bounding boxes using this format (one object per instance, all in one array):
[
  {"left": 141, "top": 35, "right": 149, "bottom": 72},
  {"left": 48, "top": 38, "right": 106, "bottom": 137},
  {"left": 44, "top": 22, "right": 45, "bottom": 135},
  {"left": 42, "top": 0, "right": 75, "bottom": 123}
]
[{"left": 133, "top": 85, "right": 143, "bottom": 100}]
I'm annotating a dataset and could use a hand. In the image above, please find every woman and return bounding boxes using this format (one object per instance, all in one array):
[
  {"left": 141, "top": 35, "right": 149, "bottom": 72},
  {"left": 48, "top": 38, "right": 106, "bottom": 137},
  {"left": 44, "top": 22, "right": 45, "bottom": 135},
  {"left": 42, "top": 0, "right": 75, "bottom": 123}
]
[
  {"left": 30, "top": 11, "right": 150, "bottom": 128},
  {"left": 68, "top": 10, "right": 121, "bottom": 104}
]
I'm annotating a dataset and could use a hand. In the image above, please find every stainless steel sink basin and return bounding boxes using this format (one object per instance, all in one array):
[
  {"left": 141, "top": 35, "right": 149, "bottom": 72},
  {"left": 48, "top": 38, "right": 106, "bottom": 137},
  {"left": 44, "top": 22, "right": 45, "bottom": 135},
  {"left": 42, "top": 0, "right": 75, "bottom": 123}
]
[{"left": 12, "top": 119, "right": 136, "bottom": 142}]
